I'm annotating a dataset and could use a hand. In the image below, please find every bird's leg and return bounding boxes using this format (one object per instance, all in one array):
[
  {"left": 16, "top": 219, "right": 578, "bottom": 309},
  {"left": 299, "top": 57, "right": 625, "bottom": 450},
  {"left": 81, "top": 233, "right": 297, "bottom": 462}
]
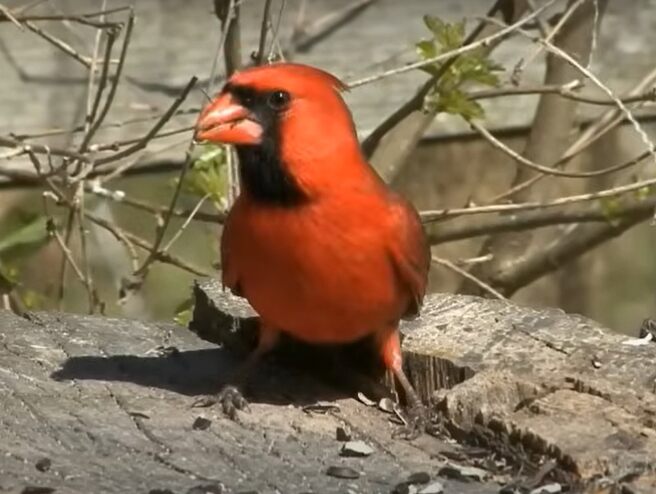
[
  {"left": 376, "top": 327, "right": 426, "bottom": 439},
  {"left": 193, "top": 323, "right": 279, "bottom": 420}
]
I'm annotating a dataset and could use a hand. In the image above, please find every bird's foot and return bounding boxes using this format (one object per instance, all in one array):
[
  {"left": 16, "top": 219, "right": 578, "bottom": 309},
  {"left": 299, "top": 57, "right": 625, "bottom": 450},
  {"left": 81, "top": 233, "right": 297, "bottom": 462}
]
[
  {"left": 191, "top": 385, "right": 250, "bottom": 420},
  {"left": 393, "top": 402, "right": 427, "bottom": 440}
]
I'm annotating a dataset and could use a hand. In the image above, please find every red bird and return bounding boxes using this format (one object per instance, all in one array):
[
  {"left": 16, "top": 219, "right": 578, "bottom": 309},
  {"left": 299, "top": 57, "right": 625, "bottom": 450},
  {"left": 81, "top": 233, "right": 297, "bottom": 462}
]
[{"left": 194, "top": 63, "right": 430, "bottom": 430}]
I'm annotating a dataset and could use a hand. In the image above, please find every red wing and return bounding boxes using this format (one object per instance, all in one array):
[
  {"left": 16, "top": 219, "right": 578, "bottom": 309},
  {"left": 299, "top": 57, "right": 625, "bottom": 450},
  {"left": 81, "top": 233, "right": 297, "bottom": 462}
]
[{"left": 387, "top": 195, "right": 430, "bottom": 319}]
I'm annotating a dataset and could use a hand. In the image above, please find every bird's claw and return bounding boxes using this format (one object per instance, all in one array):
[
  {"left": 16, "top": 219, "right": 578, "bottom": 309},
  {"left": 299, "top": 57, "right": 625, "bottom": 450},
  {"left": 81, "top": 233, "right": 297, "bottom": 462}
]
[
  {"left": 192, "top": 385, "right": 250, "bottom": 420},
  {"left": 393, "top": 402, "right": 427, "bottom": 440}
]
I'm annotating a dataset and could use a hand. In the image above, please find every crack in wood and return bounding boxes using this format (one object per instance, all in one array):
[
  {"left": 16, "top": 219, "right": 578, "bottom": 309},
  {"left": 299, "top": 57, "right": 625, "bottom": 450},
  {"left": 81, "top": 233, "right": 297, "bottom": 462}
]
[{"left": 514, "top": 325, "right": 571, "bottom": 356}]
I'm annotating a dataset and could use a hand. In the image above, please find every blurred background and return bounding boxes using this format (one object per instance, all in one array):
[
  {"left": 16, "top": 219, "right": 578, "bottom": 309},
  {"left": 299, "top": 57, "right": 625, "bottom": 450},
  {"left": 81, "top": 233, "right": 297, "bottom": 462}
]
[{"left": 0, "top": 0, "right": 654, "bottom": 334}]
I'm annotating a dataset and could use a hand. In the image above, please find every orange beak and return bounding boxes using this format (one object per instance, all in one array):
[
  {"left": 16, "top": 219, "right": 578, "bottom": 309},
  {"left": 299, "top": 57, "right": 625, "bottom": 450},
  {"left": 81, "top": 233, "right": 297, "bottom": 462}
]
[{"left": 194, "top": 93, "right": 263, "bottom": 145}]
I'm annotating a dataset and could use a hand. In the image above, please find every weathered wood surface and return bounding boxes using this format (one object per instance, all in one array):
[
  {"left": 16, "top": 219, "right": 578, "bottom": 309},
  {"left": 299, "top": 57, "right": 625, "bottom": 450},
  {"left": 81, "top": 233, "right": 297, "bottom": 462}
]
[
  {"left": 402, "top": 294, "right": 656, "bottom": 485},
  {"left": 0, "top": 300, "right": 502, "bottom": 494},
  {"left": 191, "top": 279, "right": 656, "bottom": 494},
  {"left": 3, "top": 279, "right": 656, "bottom": 493}
]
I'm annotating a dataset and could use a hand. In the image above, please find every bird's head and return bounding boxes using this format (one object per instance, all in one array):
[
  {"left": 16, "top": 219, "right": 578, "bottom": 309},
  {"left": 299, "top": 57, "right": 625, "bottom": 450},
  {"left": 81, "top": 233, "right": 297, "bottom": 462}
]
[{"left": 194, "top": 63, "right": 365, "bottom": 205}]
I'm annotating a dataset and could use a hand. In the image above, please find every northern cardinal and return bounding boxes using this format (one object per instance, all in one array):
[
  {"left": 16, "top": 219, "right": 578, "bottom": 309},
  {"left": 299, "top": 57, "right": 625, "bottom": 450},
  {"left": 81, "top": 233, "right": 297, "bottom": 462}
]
[{"left": 194, "top": 63, "right": 430, "bottom": 431}]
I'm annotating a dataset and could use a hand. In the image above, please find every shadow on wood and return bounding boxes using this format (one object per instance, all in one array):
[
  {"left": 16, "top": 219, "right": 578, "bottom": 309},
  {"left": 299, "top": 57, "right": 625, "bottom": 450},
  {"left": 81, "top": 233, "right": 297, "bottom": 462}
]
[
  {"left": 192, "top": 278, "right": 656, "bottom": 494},
  {"left": 0, "top": 292, "right": 500, "bottom": 494},
  {"left": 3, "top": 279, "right": 656, "bottom": 493}
]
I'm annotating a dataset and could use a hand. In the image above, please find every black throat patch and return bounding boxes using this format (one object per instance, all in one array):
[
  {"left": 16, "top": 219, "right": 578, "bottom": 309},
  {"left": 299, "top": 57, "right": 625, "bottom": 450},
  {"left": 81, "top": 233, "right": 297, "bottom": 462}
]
[{"left": 227, "top": 84, "right": 307, "bottom": 206}]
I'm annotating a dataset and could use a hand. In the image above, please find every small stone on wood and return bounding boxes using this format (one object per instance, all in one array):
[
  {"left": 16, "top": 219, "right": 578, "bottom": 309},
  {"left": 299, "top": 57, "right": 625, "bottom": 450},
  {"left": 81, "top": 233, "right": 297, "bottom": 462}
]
[
  {"left": 186, "top": 483, "right": 226, "bottom": 494},
  {"left": 325, "top": 465, "right": 360, "bottom": 479},
  {"left": 438, "top": 462, "right": 489, "bottom": 482},
  {"left": 418, "top": 482, "right": 444, "bottom": 494},
  {"left": 357, "top": 391, "right": 376, "bottom": 406},
  {"left": 34, "top": 457, "right": 51, "bottom": 473},
  {"left": 192, "top": 416, "right": 212, "bottom": 431},
  {"left": 529, "top": 484, "right": 562, "bottom": 494},
  {"left": 406, "top": 472, "right": 431, "bottom": 485},
  {"left": 378, "top": 397, "right": 395, "bottom": 413},
  {"left": 20, "top": 487, "right": 55, "bottom": 494},
  {"left": 340, "top": 440, "right": 374, "bottom": 457}
]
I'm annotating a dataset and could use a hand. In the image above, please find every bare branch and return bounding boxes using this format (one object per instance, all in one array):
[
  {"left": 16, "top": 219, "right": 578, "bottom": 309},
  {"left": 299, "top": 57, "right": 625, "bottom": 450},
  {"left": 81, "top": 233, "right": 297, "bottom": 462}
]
[
  {"left": 431, "top": 256, "right": 506, "bottom": 300},
  {"left": 23, "top": 20, "right": 94, "bottom": 68},
  {"left": 214, "top": 0, "right": 241, "bottom": 77},
  {"left": 84, "top": 211, "right": 212, "bottom": 278},
  {"left": 488, "top": 213, "right": 651, "bottom": 297},
  {"left": 87, "top": 181, "right": 225, "bottom": 223},
  {"left": 490, "top": 67, "right": 656, "bottom": 203},
  {"left": 0, "top": 5, "right": 131, "bottom": 27},
  {"left": 360, "top": 0, "right": 532, "bottom": 182},
  {"left": 421, "top": 162, "right": 656, "bottom": 222},
  {"left": 92, "top": 76, "right": 197, "bottom": 169},
  {"left": 347, "top": 0, "right": 556, "bottom": 89},
  {"left": 427, "top": 195, "right": 656, "bottom": 244},
  {"left": 470, "top": 120, "right": 643, "bottom": 179},
  {"left": 79, "top": 12, "right": 134, "bottom": 152},
  {"left": 462, "top": 0, "right": 607, "bottom": 296},
  {"left": 470, "top": 82, "right": 656, "bottom": 106},
  {"left": 254, "top": 0, "right": 273, "bottom": 65},
  {"left": 289, "top": 0, "right": 378, "bottom": 54}
]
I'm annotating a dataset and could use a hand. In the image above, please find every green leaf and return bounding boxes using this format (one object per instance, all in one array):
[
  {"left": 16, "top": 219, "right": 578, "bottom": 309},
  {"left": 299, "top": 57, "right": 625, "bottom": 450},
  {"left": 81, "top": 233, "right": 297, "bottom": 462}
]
[
  {"left": 0, "top": 214, "right": 50, "bottom": 262},
  {"left": 415, "top": 39, "right": 438, "bottom": 60},
  {"left": 635, "top": 185, "right": 655, "bottom": 200},
  {"left": 435, "top": 19, "right": 465, "bottom": 50},
  {"left": 600, "top": 197, "right": 622, "bottom": 221},
  {"left": 194, "top": 144, "right": 224, "bottom": 165},
  {"left": 428, "top": 88, "right": 485, "bottom": 121},
  {"left": 178, "top": 144, "right": 229, "bottom": 209},
  {"left": 414, "top": 14, "right": 503, "bottom": 123},
  {"left": 18, "top": 289, "right": 45, "bottom": 309},
  {"left": 0, "top": 259, "right": 17, "bottom": 292},
  {"left": 174, "top": 309, "right": 193, "bottom": 327},
  {"left": 173, "top": 296, "right": 194, "bottom": 326},
  {"left": 423, "top": 15, "right": 445, "bottom": 36}
]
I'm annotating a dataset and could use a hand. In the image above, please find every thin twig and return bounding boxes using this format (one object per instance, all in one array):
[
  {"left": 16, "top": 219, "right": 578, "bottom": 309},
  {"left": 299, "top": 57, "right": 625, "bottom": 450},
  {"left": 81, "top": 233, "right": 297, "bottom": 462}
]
[
  {"left": 133, "top": 147, "right": 194, "bottom": 277},
  {"left": 161, "top": 194, "right": 211, "bottom": 252},
  {"left": 347, "top": 0, "right": 557, "bottom": 88},
  {"left": 267, "top": 0, "right": 287, "bottom": 61},
  {"left": 421, "top": 166, "right": 656, "bottom": 222},
  {"left": 490, "top": 67, "right": 656, "bottom": 203},
  {"left": 13, "top": 107, "right": 198, "bottom": 140},
  {"left": 490, "top": 213, "right": 650, "bottom": 297},
  {"left": 512, "top": 0, "right": 586, "bottom": 82},
  {"left": 46, "top": 217, "right": 87, "bottom": 285},
  {"left": 214, "top": 0, "right": 241, "bottom": 77},
  {"left": 427, "top": 195, "right": 656, "bottom": 244},
  {"left": 0, "top": 5, "right": 131, "bottom": 26},
  {"left": 359, "top": 0, "right": 513, "bottom": 158},
  {"left": 470, "top": 83, "right": 656, "bottom": 106},
  {"left": 78, "top": 11, "right": 133, "bottom": 154},
  {"left": 431, "top": 256, "right": 505, "bottom": 299},
  {"left": 93, "top": 76, "right": 197, "bottom": 168},
  {"left": 255, "top": 0, "right": 273, "bottom": 65},
  {"left": 208, "top": 0, "right": 235, "bottom": 94},
  {"left": 484, "top": 15, "right": 656, "bottom": 168},
  {"left": 289, "top": 0, "right": 378, "bottom": 53},
  {"left": 75, "top": 5, "right": 110, "bottom": 313},
  {"left": 84, "top": 211, "right": 212, "bottom": 277},
  {"left": 23, "top": 20, "right": 94, "bottom": 68},
  {"left": 0, "top": 135, "right": 90, "bottom": 162},
  {"left": 471, "top": 120, "right": 644, "bottom": 178},
  {"left": 42, "top": 175, "right": 212, "bottom": 278}
]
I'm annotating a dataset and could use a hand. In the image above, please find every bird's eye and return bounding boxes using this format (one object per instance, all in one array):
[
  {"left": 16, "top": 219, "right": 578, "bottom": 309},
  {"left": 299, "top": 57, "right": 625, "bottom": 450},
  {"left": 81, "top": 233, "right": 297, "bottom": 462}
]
[{"left": 267, "top": 90, "right": 290, "bottom": 111}]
